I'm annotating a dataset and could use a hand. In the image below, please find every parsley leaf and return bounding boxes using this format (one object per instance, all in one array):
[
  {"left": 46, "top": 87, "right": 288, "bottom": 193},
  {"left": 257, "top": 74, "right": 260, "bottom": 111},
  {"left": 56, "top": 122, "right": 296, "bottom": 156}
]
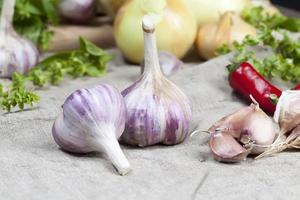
[{"left": 0, "top": 38, "right": 112, "bottom": 112}]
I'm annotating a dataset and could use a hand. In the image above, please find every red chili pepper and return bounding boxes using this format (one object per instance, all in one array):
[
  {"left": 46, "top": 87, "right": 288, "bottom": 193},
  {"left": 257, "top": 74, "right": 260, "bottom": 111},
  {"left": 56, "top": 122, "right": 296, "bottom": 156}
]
[
  {"left": 229, "top": 62, "right": 282, "bottom": 115},
  {"left": 294, "top": 85, "right": 300, "bottom": 90}
]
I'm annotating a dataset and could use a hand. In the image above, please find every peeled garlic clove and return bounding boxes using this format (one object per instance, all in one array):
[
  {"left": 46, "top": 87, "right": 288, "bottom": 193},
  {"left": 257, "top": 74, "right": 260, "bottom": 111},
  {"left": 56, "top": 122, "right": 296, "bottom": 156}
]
[
  {"left": 52, "top": 84, "right": 131, "bottom": 175},
  {"left": 209, "top": 131, "right": 251, "bottom": 163},
  {"left": 0, "top": 0, "right": 39, "bottom": 78},
  {"left": 274, "top": 90, "right": 300, "bottom": 135},
  {"left": 120, "top": 15, "right": 192, "bottom": 147},
  {"left": 195, "top": 11, "right": 256, "bottom": 60}
]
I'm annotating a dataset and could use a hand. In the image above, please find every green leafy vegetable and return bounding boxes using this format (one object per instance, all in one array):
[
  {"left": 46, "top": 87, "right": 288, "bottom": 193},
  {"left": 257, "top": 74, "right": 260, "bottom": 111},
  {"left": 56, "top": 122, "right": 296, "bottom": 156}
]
[
  {"left": 218, "top": 7, "right": 300, "bottom": 83},
  {"left": 0, "top": 38, "right": 113, "bottom": 112},
  {"left": 0, "top": 0, "right": 58, "bottom": 50}
]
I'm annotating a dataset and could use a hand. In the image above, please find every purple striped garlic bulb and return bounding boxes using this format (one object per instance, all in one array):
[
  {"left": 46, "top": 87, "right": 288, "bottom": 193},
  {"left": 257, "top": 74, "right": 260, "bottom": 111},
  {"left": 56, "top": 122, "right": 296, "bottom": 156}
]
[
  {"left": 120, "top": 15, "right": 192, "bottom": 147},
  {"left": 58, "top": 0, "right": 95, "bottom": 23},
  {"left": 52, "top": 84, "right": 131, "bottom": 175},
  {"left": 0, "top": 0, "right": 38, "bottom": 78}
]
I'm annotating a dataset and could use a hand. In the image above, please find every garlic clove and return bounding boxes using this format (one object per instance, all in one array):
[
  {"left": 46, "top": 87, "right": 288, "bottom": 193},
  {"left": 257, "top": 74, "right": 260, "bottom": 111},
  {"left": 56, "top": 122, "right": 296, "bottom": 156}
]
[
  {"left": 274, "top": 90, "right": 300, "bottom": 135},
  {"left": 208, "top": 101, "right": 275, "bottom": 161},
  {"left": 52, "top": 84, "right": 131, "bottom": 175},
  {"left": 209, "top": 130, "right": 251, "bottom": 163},
  {"left": 286, "top": 125, "right": 300, "bottom": 145}
]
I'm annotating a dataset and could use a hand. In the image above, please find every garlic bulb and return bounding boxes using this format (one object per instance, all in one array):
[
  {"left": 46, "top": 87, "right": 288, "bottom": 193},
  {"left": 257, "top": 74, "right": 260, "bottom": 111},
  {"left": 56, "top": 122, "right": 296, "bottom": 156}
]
[
  {"left": 114, "top": 0, "right": 197, "bottom": 64},
  {"left": 141, "top": 51, "right": 184, "bottom": 76},
  {"left": 0, "top": 0, "right": 38, "bottom": 78},
  {"left": 195, "top": 11, "right": 256, "bottom": 60},
  {"left": 58, "top": 0, "right": 95, "bottom": 23},
  {"left": 52, "top": 84, "right": 131, "bottom": 175},
  {"left": 274, "top": 90, "right": 300, "bottom": 135},
  {"left": 256, "top": 90, "right": 300, "bottom": 158},
  {"left": 183, "top": 0, "right": 250, "bottom": 27},
  {"left": 120, "top": 15, "right": 192, "bottom": 147},
  {"left": 208, "top": 101, "right": 275, "bottom": 162}
]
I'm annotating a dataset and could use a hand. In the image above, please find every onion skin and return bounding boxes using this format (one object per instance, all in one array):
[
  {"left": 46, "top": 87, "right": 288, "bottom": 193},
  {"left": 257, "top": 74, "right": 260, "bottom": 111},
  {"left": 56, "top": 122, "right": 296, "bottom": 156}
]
[
  {"left": 114, "top": 0, "right": 197, "bottom": 64},
  {"left": 58, "top": 0, "right": 95, "bottom": 23},
  {"left": 195, "top": 11, "right": 256, "bottom": 60}
]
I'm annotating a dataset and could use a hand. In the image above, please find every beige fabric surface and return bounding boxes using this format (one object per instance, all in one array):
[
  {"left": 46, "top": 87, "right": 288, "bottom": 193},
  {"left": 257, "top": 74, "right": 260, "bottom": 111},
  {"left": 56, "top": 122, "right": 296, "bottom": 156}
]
[{"left": 1, "top": 48, "right": 300, "bottom": 200}]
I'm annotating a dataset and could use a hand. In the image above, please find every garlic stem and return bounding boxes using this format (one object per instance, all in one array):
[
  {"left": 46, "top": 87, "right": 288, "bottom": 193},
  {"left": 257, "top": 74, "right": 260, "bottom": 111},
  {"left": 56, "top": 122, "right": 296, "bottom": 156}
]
[
  {"left": 142, "top": 15, "right": 162, "bottom": 77},
  {"left": 99, "top": 137, "right": 131, "bottom": 176},
  {"left": 0, "top": 0, "right": 15, "bottom": 31}
]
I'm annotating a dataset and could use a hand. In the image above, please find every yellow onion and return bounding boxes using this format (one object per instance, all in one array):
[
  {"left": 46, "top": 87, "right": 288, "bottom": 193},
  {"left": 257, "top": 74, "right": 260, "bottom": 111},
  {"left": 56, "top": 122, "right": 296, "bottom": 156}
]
[
  {"left": 183, "top": 0, "right": 250, "bottom": 27},
  {"left": 195, "top": 11, "right": 256, "bottom": 60},
  {"left": 114, "top": 0, "right": 197, "bottom": 64}
]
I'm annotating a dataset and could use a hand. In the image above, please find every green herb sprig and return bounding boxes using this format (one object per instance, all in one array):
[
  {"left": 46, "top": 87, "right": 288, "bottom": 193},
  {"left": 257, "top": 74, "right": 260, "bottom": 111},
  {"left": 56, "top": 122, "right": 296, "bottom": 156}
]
[
  {"left": 0, "top": 0, "right": 58, "bottom": 50},
  {"left": 218, "top": 6, "right": 300, "bottom": 83},
  {"left": 0, "top": 38, "right": 113, "bottom": 112}
]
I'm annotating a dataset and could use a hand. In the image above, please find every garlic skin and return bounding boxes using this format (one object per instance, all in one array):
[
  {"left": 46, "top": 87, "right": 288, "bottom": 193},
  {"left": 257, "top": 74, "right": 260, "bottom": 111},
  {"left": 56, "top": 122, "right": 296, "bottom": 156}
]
[
  {"left": 274, "top": 90, "right": 300, "bottom": 135},
  {"left": 141, "top": 51, "right": 184, "bottom": 76},
  {"left": 195, "top": 11, "right": 256, "bottom": 60},
  {"left": 0, "top": 0, "right": 38, "bottom": 78},
  {"left": 208, "top": 102, "right": 275, "bottom": 162},
  {"left": 120, "top": 15, "right": 191, "bottom": 147},
  {"left": 58, "top": 0, "right": 95, "bottom": 23},
  {"left": 52, "top": 84, "right": 131, "bottom": 175}
]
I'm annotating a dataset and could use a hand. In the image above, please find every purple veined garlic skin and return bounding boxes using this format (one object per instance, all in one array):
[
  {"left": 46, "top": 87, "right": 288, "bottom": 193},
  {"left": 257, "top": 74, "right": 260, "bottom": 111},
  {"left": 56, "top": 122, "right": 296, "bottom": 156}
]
[
  {"left": 58, "top": 0, "right": 95, "bottom": 23},
  {"left": 120, "top": 15, "right": 192, "bottom": 147},
  {"left": 52, "top": 84, "right": 131, "bottom": 175},
  {"left": 0, "top": 0, "right": 38, "bottom": 78},
  {"left": 141, "top": 51, "right": 184, "bottom": 76}
]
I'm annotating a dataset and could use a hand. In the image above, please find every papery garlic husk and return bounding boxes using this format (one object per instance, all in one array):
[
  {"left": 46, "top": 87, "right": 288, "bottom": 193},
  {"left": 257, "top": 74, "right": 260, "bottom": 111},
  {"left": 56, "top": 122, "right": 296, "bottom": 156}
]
[
  {"left": 58, "top": 0, "right": 96, "bottom": 23},
  {"left": 274, "top": 90, "right": 300, "bottom": 135},
  {"left": 195, "top": 11, "right": 256, "bottom": 60},
  {"left": 120, "top": 15, "right": 192, "bottom": 147},
  {"left": 114, "top": 0, "right": 197, "bottom": 64},
  {"left": 0, "top": 0, "right": 38, "bottom": 78},
  {"left": 52, "top": 84, "right": 131, "bottom": 175},
  {"left": 208, "top": 102, "right": 276, "bottom": 162}
]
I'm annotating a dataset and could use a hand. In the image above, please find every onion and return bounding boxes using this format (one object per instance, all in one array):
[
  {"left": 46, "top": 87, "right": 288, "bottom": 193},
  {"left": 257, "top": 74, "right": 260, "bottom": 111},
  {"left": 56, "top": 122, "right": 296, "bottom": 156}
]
[
  {"left": 114, "top": 0, "right": 197, "bottom": 64},
  {"left": 183, "top": 0, "right": 250, "bottom": 27},
  {"left": 195, "top": 11, "right": 256, "bottom": 60}
]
